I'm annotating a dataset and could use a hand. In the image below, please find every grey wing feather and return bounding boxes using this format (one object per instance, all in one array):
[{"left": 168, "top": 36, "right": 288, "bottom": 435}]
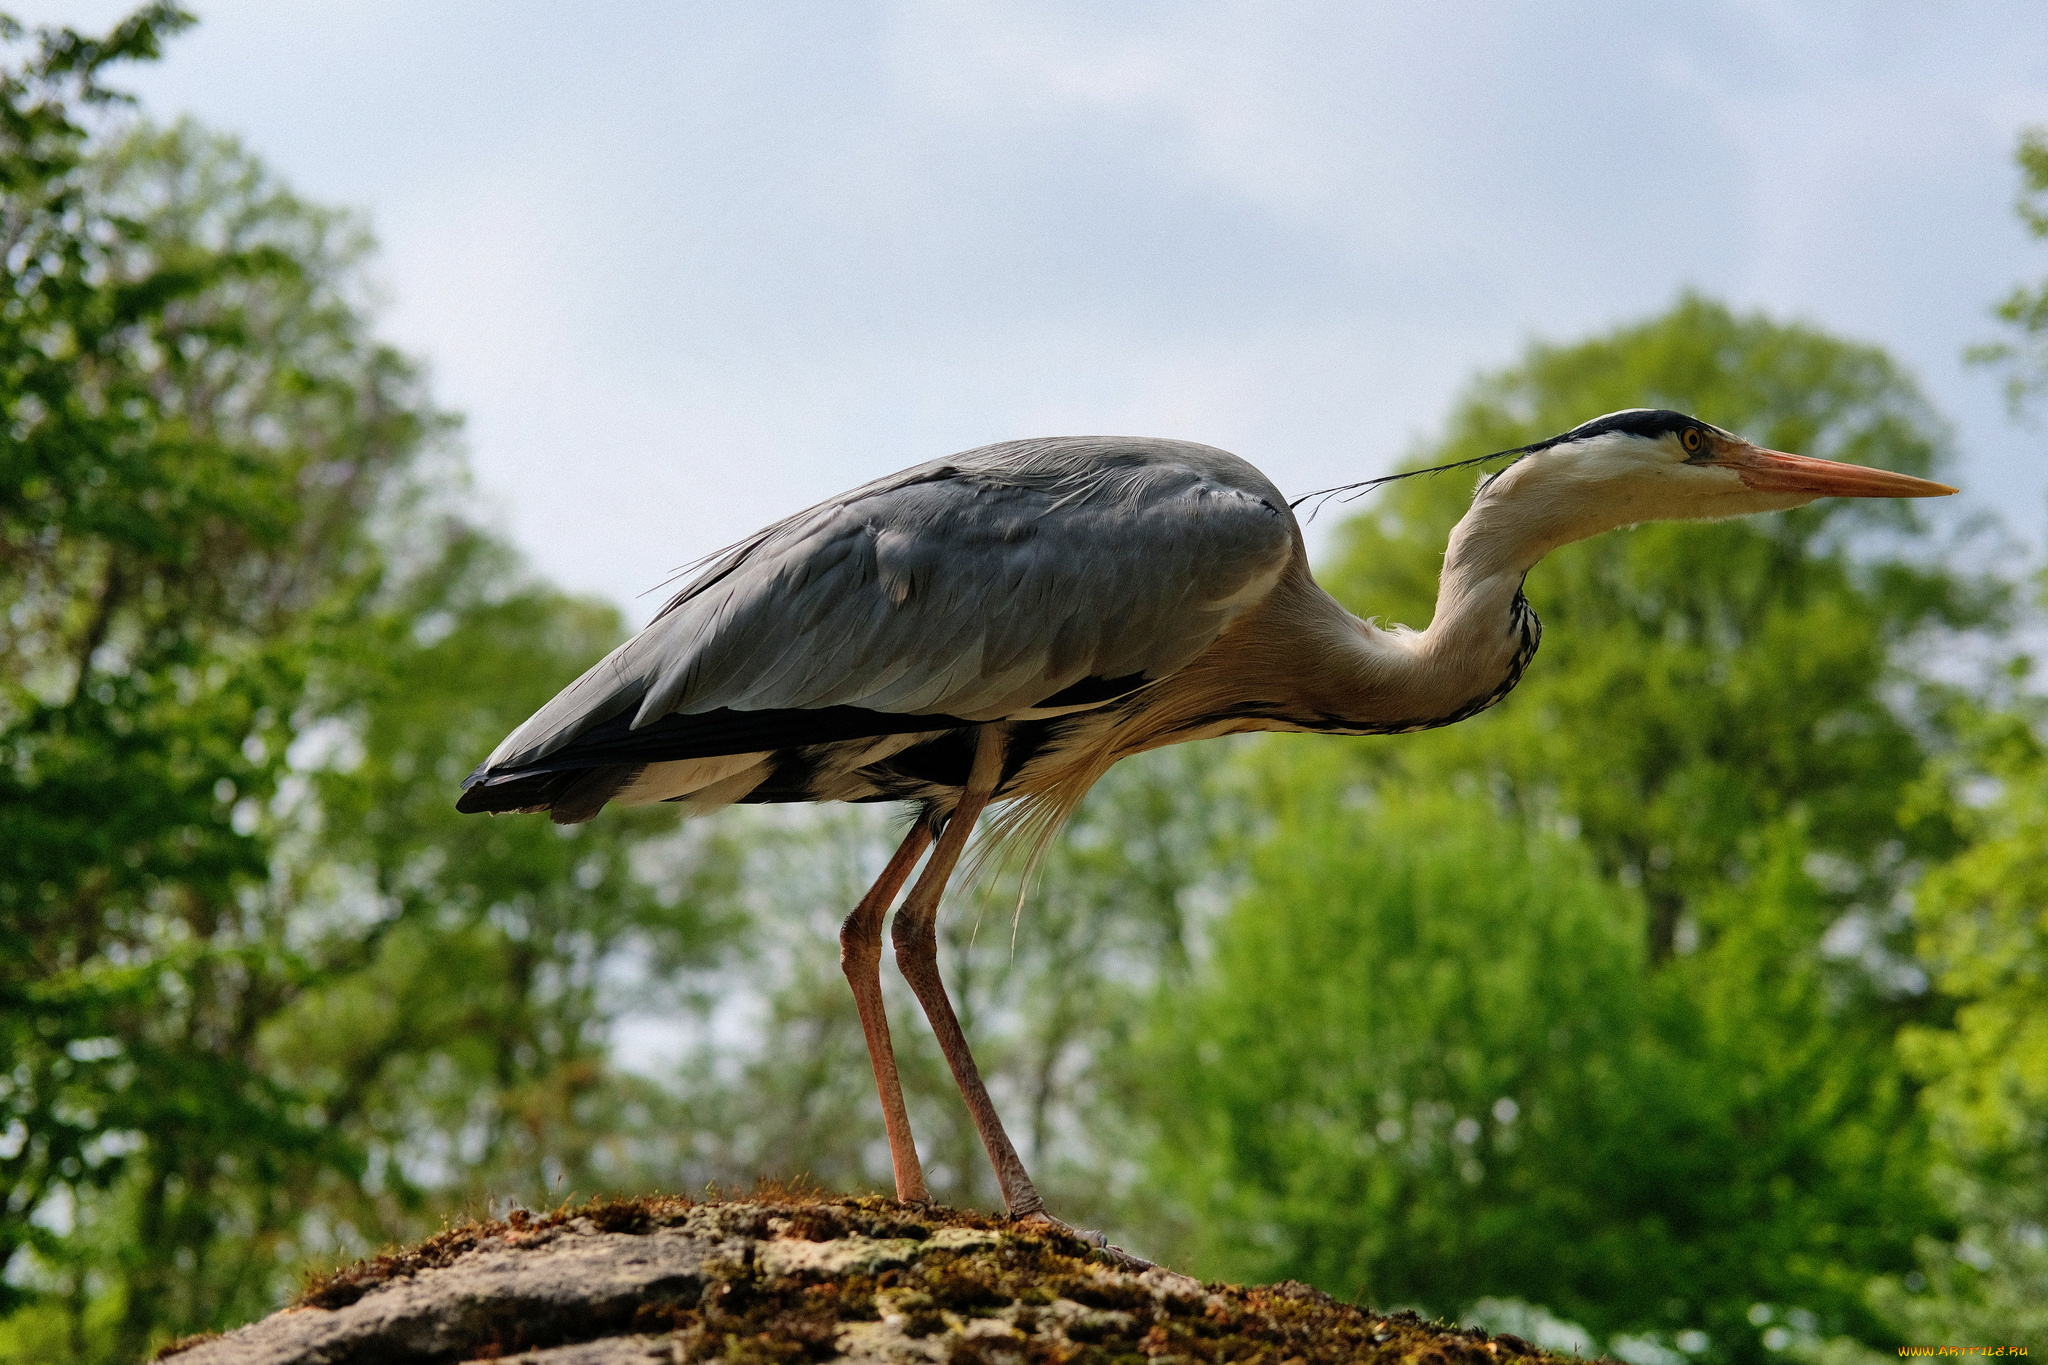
[{"left": 482, "top": 436, "right": 1298, "bottom": 773}]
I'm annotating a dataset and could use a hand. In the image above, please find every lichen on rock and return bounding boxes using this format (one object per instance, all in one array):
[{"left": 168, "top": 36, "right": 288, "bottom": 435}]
[{"left": 156, "top": 1193, "right": 1563, "bottom": 1365}]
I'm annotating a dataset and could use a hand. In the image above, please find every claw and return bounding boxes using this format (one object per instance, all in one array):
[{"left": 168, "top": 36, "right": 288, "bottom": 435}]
[{"left": 1015, "top": 1211, "right": 1158, "bottom": 1273}]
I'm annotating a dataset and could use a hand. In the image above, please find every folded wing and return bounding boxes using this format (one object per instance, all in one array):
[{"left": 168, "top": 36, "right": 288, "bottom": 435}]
[{"left": 458, "top": 436, "right": 1297, "bottom": 813}]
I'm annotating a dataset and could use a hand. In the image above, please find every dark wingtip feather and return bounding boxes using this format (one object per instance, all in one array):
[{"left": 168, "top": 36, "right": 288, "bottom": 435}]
[
  {"left": 454, "top": 769, "right": 582, "bottom": 816},
  {"left": 548, "top": 765, "right": 638, "bottom": 825}
]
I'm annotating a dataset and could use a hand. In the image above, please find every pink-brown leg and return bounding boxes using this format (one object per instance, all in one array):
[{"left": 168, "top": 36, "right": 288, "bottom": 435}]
[
  {"left": 888, "top": 729, "right": 1167, "bottom": 1271},
  {"left": 889, "top": 726, "right": 1054, "bottom": 1218},
  {"left": 840, "top": 813, "right": 938, "bottom": 1204}
]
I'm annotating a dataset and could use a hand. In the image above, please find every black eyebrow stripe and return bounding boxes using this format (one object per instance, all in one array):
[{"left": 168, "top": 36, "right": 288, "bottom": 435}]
[{"left": 1289, "top": 408, "right": 1714, "bottom": 521}]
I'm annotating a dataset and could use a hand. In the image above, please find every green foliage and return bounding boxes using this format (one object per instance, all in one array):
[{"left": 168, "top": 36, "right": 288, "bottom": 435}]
[
  {"left": 1870, "top": 708, "right": 2048, "bottom": 1344},
  {"left": 1968, "top": 127, "right": 2048, "bottom": 412},
  {"left": 1319, "top": 294, "right": 1985, "bottom": 962},
  {"left": 1847, "top": 121, "right": 2048, "bottom": 1351},
  {"left": 1900, "top": 711, "right": 2048, "bottom": 1194},
  {"left": 1136, "top": 297, "right": 1991, "bottom": 1363},
  {"left": 1140, "top": 771, "right": 1649, "bottom": 1303},
  {"left": 653, "top": 739, "right": 1246, "bottom": 1223},
  {"left": 264, "top": 530, "right": 733, "bottom": 1228},
  {"left": 0, "top": 14, "right": 727, "bottom": 1360},
  {"left": 2, "top": 15, "right": 2041, "bottom": 1364},
  {"left": 0, "top": 10, "right": 398, "bottom": 1351}
]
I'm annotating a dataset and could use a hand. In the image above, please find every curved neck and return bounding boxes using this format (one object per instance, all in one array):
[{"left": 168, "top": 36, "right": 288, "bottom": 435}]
[
  {"left": 1421, "top": 489, "right": 1548, "bottom": 665},
  {"left": 1300, "top": 491, "right": 1551, "bottom": 732},
  {"left": 1117, "top": 490, "right": 1561, "bottom": 749}
]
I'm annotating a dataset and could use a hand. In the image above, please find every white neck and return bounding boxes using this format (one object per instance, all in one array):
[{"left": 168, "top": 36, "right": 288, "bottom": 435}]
[
  {"left": 1292, "top": 479, "right": 1569, "bottom": 733},
  {"left": 1147, "top": 447, "right": 1765, "bottom": 741},
  {"left": 1273, "top": 433, "right": 1826, "bottom": 735}
]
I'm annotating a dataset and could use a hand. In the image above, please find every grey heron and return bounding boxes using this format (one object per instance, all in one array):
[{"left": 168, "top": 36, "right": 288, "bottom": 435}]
[{"left": 456, "top": 409, "right": 1952, "bottom": 1244}]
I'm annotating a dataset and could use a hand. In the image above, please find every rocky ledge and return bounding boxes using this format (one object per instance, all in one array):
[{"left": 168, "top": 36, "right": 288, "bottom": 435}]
[{"left": 157, "top": 1194, "right": 1557, "bottom": 1365}]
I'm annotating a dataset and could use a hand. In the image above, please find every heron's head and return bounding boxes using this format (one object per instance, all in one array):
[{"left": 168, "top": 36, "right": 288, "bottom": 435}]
[{"left": 1470, "top": 407, "right": 1955, "bottom": 560}]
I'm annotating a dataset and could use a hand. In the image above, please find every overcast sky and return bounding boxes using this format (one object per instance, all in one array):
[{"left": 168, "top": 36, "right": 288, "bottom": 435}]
[{"left": 19, "top": 2, "right": 2048, "bottom": 624}]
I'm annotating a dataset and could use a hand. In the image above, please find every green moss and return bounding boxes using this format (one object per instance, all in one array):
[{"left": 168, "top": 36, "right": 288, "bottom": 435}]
[{"left": 271, "top": 1194, "right": 1574, "bottom": 1365}]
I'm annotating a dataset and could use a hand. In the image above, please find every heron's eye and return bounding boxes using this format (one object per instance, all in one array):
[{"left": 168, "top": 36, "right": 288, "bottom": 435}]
[{"left": 1680, "top": 428, "right": 1704, "bottom": 455}]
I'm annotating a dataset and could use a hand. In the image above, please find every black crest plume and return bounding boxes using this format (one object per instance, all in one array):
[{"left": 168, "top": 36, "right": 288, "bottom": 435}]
[{"left": 1288, "top": 442, "right": 1540, "bottom": 522}]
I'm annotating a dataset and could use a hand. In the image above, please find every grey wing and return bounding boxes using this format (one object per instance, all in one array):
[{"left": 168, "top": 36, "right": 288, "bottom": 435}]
[{"left": 473, "top": 436, "right": 1297, "bottom": 777}]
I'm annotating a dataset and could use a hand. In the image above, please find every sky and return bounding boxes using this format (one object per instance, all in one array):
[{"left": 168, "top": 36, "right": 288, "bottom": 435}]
[{"left": 16, "top": 1, "right": 2048, "bottom": 625}]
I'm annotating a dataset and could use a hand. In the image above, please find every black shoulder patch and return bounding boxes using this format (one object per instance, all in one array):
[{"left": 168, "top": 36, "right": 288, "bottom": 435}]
[{"left": 1033, "top": 672, "right": 1150, "bottom": 710}]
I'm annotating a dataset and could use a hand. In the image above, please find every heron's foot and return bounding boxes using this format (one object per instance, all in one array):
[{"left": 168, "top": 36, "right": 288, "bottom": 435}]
[
  {"left": 1014, "top": 1209, "right": 1106, "bottom": 1248},
  {"left": 1014, "top": 1211, "right": 1160, "bottom": 1274}
]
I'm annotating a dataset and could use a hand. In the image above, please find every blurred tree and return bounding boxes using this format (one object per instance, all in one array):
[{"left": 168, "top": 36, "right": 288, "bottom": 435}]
[
  {"left": 653, "top": 739, "right": 1248, "bottom": 1231},
  {"left": 0, "top": 11, "right": 2028, "bottom": 1360},
  {"left": 0, "top": 14, "right": 725, "bottom": 1360},
  {"left": 1139, "top": 770, "right": 1650, "bottom": 1307},
  {"left": 1968, "top": 126, "right": 2048, "bottom": 411},
  {"left": 1859, "top": 123, "right": 2048, "bottom": 1351},
  {"left": 0, "top": 9, "right": 350, "bottom": 1354},
  {"left": 270, "top": 529, "right": 731, "bottom": 1241},
  {"left": 1135, "top": 297, "right": 1998, "bottom": 1364},
  {"left": 1875, "top": 707, "right": 2048, "bottom": 1347},
  {"left": 1317, "top": 293, "right": 1985, "bottom": 967}
]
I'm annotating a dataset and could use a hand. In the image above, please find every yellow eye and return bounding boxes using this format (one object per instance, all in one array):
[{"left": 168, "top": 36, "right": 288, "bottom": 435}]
[{"left": 1681, "top": 428, "right": 1703, "bottom": 454}]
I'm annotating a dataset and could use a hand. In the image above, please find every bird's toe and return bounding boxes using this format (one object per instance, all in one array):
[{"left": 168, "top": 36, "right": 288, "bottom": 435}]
[{"left": 1014, "top": 1211, "right": 1165, "bottom": 1271}]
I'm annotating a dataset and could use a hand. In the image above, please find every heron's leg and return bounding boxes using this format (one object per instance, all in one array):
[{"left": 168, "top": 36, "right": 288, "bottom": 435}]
[
  {"left": 889, "top": 725, "right": 1052, "bottom": 1219},
  {"left": 840, "top": 812, "right": 939, "bottom": 1205}
]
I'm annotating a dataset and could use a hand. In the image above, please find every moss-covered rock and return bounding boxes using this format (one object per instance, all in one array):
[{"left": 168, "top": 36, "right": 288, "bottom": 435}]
[{"left": 158, "top": 1194, "right": 1570, "bottom": 1365}]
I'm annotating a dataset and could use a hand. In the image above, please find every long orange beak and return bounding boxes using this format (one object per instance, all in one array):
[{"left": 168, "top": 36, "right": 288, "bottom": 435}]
[{"left": 1708, "top": 442, "right": 1957, "bottom": 498}]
